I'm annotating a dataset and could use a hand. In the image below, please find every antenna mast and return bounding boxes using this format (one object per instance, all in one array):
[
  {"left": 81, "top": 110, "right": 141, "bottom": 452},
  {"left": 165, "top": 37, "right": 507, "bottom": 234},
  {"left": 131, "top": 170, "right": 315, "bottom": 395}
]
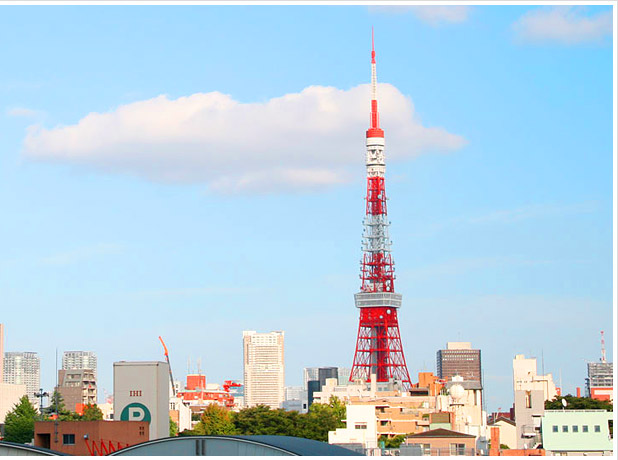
[{"left": 600, "top": 330, "right": 606, "bottom": 363}]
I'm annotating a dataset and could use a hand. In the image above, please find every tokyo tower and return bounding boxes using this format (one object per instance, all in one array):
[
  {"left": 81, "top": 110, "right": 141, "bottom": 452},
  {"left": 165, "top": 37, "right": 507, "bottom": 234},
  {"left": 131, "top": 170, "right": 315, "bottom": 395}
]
[{"left": 349, "top": 32, "right": 412, "bottom": 389}]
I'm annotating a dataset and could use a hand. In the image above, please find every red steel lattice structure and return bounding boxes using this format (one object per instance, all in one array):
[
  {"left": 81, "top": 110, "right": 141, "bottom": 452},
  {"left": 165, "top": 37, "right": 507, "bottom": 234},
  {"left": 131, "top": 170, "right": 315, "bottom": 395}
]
[{"left": 350, "top": 32, "right": 412, "bottom": 389}]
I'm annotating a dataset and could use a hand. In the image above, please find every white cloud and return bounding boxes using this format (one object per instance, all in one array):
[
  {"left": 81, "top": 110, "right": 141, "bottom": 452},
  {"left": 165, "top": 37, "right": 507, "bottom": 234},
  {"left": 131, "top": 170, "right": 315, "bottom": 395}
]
[
  {"left": 6, "top": 106, "right": 44, "bottom": 118},
  {"left": 513, "top": 7, "right": 612, "bottom": 44},
  {"left": 23, "top": 84, "right": 465, "bottom": 193},
  {"left": 370, "top": 6, "right": 470, "bottom": 25}
]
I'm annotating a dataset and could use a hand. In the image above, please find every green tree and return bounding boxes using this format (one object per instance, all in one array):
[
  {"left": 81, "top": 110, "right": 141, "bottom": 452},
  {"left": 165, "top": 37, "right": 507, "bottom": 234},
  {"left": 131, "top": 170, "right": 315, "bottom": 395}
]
[
  {"left": 81, "top": 404, "right": 104, "bottom": 421},
  {"left": 3, "top": 396, "right": 38, "bottom": 443},
  {"left": 379, "top": 434, "right": 406, "bottom": 448},
  {"left": 169, "top": 417, "right": 179, "bottom": 436},
  {"left": 297, "top": 396, "right": 346, "bottom": 442},
  {"left": 545, "top": 395, "right": 613, "bottom": 411},
  {"left": 47, "top": 390, "right": 66, "bottom": 416},
  {"left": 194, "top": 404, "right": 236, "bottom": 435}
]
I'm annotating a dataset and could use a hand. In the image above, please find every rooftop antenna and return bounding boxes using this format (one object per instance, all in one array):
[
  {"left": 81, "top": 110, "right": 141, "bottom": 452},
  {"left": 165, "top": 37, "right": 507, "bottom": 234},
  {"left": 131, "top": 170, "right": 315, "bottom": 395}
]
[{"left": 600, "top": 330, "right": 606, "bottom": 363}]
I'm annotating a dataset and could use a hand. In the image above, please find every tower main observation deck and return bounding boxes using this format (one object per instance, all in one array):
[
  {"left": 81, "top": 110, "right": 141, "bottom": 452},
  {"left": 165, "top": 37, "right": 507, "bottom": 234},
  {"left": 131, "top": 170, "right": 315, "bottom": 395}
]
[{"left": 349, "top": 33, "right": 412, "bottom": 389}]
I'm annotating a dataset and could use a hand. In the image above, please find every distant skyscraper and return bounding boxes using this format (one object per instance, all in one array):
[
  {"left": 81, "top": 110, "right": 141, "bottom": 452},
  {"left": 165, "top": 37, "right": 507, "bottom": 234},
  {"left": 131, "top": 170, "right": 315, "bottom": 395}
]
[
  {"left": 303, "top": 367, "right": 319, "bottom": 391},
  {"left": 437, "top": 342, "right": 482, "bottom": 383},
  {"left": 586, "top": 362, "right": 613, "bottom": 400},
  {"left": 337, "top": 367, "right": 351, "bottom": 386},
  {"left": 62, "top": 351, "right": 97, "bottom": 377},
  {"left": 3, "top": 352, "right": 40, "bottom": 405},
  {"left": 243, "top": 331, "right": 284, "bottom": 409}
]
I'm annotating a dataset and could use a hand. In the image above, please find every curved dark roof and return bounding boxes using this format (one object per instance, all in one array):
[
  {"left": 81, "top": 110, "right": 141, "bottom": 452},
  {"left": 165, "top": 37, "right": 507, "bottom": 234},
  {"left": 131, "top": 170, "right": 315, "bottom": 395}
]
[
  {"left": 110, "top": 435, "right": 362, "bottom": 456},
  {"left": 0, "top": 440, "right": 65, "bottom": 456},
  {"left": 233, "top": 436, "right": 362, "bottom": 456},
  {"left": 408, "top": 428, "right": 476, "bottom": 439}
]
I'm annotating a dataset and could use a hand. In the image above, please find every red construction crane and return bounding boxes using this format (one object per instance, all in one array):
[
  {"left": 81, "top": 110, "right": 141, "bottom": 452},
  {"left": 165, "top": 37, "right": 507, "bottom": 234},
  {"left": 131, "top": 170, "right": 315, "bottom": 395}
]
[
  {"left": 223, "top": 380, "right": 241, "bottom": 393},
  {"left": 159, "top": 336, "right": 177, "bottom": 396}
]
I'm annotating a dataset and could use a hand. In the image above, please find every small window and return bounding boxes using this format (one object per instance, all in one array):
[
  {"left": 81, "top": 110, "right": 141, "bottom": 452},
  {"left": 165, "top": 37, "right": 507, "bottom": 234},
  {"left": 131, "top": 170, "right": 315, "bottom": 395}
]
[
  {"left": 63, "top": 434, "right": 75, "bottom": 445},
  {"left": 355, "top": 423, "right": 367, "bottom": 430},
  {"left": 552, "top": 425, "right": 558, "bottom": 433},
  {"left": 449, "top": 443, "right": 466, "bottom": 456},
  {"left": 594, "top": 425, "right": 601, "bottom": 433},
  {"left": 562, "top": 425, "right": 568, "bottom": 433},
  {"left": 380, "top": 420, "right": 388, "bottom": 426},
  {"left": 572, "top": 425, "right": 578, "bottom": 433},
  {"left": 582, "top": 425, "right": 589, "bottom": 432}
]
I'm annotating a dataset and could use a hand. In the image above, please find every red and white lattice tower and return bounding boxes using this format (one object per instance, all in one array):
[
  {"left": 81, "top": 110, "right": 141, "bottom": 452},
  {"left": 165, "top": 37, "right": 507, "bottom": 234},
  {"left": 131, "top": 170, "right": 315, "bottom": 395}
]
[{"left": 349, "top": 32, "right": 412, "bottom": 389}]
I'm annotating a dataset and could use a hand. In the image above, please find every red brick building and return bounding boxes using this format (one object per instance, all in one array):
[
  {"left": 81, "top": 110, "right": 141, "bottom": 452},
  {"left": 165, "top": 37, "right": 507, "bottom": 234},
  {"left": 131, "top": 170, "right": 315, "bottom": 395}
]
[{"left": 34, "top": 420, "right": 148, "bottom": 456}]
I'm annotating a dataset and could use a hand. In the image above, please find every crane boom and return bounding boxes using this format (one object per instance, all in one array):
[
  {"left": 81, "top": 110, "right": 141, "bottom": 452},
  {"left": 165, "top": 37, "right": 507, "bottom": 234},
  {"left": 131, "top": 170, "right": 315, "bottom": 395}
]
[{"left": 159, "top": 336, "right": 177, "bottom": 396}]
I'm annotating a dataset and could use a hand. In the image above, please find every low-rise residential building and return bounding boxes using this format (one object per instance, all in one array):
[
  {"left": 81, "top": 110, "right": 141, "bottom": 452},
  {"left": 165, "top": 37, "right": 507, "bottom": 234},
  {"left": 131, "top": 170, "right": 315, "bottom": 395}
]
[
  {"left": 540, "top": 410, "right": 613, "bottom": 456},
  {"left": 488, "top": 416, "right": 517, "bottom": 449},
  {"left": 329, "top": 404, "right": 378, "bottom": 452},
  {"left": 402, "top": 428, "right": 477, "bottom": 456}
]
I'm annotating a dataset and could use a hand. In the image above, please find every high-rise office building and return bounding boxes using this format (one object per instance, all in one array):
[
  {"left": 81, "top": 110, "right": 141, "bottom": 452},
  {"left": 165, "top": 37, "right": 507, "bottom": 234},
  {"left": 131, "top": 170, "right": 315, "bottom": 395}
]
[
  {"left": 586, "top": 362, "right": 613, "bottom": 401},
  {"left": 303, "top": 367, "right": 319, "bottom": 391},
  {"left": 62, "top": 351, "right": 97, "bottom": 378},
  {"left": 437, "top": 342, "right": 482, "bottom": 383},
  {"left": 3, "top": 351, "right": 40, "bottom": 405},
  {"left": 243, "top": 331, "right": 284, "bottom": 409}
]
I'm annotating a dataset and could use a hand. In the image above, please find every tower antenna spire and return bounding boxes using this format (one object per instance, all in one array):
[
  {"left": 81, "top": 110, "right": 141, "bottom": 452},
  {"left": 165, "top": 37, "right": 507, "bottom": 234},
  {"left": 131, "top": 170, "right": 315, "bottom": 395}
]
[
  {"left": 350, "top": 30, "right": 412, "bottom": 389},
  {"left": 600, "top": 330, "right": 606, "bottom": 363}
]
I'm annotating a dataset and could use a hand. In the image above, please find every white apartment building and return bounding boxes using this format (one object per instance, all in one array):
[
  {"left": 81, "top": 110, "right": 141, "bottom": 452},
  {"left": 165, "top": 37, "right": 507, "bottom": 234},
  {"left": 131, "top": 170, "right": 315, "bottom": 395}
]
[
  {"left": 3, "top": 352, "right": 40, "bottom": 406},
  {"left": 62, "top": 350, "right": 97, "bottom": 378},
  {"left": 243, "top": 331, "right": 284, "bottom": 409}
]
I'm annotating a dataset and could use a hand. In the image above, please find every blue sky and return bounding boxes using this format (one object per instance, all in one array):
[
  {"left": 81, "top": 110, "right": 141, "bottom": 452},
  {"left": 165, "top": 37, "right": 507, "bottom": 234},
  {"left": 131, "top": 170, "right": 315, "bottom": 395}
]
[{"left": 0, "top": 4, "right": 614, "bottom": 411}]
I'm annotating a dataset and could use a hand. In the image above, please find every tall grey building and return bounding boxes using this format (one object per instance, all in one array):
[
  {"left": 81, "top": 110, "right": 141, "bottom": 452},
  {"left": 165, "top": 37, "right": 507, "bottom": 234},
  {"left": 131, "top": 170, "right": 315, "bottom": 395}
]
[
  {"left": 303, "top": 367, "right": 319, "bottom": 391},
  {"left": 586, "top": 362, "right": 613, "bottom": 395},
  {"left": 62, "top": 351, "right": 97, "bottom": 378},
  {"left": 3, "top": 352, "right": 40, "bottom": 405}
]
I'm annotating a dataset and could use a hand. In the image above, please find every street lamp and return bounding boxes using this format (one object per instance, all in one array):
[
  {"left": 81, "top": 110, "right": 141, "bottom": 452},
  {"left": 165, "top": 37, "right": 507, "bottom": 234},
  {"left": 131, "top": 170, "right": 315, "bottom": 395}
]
[{"left": 34, "top": 388, "right": 49, "bottom": 413}]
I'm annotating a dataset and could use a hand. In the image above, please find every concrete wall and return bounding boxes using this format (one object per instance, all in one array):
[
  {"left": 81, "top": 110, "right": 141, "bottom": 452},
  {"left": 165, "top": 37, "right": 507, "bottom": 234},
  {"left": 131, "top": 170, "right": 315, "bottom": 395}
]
[
  {"left": 0, "top": 382, "right": 27, "bottom": 423},
  {"left": 113, "top": 361, "right": 169, "bottom": 440},
  {"left": 34, "top": 420, "right": 148, "bottom": 456}
]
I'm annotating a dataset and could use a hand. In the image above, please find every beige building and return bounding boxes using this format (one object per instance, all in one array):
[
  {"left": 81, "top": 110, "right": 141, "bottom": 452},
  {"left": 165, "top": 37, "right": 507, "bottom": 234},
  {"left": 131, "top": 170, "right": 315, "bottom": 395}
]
[
  {"left": 242, "top": 331, "right": 284, "bottom": 409},
  {"left": 513, "top": 354, "right": 557, "bottom": 400},
  {"left": 0, "top": 324, "right": 29, "bottom": 421},
  {"left": 489, "top": 417, "right": 517, "bottom": 449},
  {"left": 56, "top": 368, "right": 97, "bottom": 412}
]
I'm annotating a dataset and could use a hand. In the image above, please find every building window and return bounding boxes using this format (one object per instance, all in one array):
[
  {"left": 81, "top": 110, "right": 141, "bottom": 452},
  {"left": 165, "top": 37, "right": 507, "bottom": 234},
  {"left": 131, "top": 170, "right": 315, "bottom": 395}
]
[
  {"left": 594, "top": 425, "right": 600, "bottom": 433},
  {"left": 582, "top": 425, "right": 589, "bottom": 433},
  {"left": 421, "top": 444, "right": 431, "bottom": 455},
  {"left": 63, "top": 434, "right": 75, "bottom": 445},
  {"left": 525, "top": 391, "right": 532, "bottom": 408},
  {"left": 380, "top": 420, "right": 388, "bottom": 426},
  {"left": 572, "top": 425, "right": 578, "bottom": 433},
  {"left": 552, "top": 425, "right": 558, "bottom": 433},
  {"left": 562, "top": 425, "right": 568, "bottom": 433},
  {"left": 450, "top": 444, "right": 466, "bottom": 456},
  {"left": 355, "top": 423, "right": 367, "bottom": 430}
]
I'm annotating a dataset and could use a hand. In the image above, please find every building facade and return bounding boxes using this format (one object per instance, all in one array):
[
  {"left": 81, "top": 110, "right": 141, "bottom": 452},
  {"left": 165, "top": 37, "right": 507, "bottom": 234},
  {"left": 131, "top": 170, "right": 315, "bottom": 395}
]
[
  {"left": 436, "top": 342, "right": 481, "bottom": 383},
  {"left": 586, "top": 362, "right": 613, "bottom": 402},
  {"left": 113, "top": 361, "right": 170, "bottom": 440},
  {"left": 62, "top": 351, "right": 97, "bottom": 378},
  {"left": 3, "top": 351, "right": 40, "bottom": 406},
  {"left": 540, "top": 410, "right": 613, "bottom": 455},
  {"left": 242, "top": 331, "right": 284, "bottom": 409},
  {"left": 34, "top": 420, "right": 149, "bottom": 455},
  {"left": 56, "top": 368, "right": 97, "bottom": 412},
  {"left": 512, "top": 354, "right": 558, "bottom": 449}
]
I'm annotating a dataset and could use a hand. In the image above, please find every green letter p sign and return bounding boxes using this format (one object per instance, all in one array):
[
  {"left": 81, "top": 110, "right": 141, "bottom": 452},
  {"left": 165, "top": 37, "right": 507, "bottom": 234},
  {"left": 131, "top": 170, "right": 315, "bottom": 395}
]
[{"left": 120, "top": 402, "right": 151, "bottom": 422}]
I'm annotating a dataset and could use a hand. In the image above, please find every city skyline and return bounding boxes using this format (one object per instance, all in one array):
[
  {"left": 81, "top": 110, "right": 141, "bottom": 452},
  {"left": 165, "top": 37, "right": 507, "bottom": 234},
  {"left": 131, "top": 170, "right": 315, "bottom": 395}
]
[{"left": 0, "top": 3, "right": 614, "bottom": 412}]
